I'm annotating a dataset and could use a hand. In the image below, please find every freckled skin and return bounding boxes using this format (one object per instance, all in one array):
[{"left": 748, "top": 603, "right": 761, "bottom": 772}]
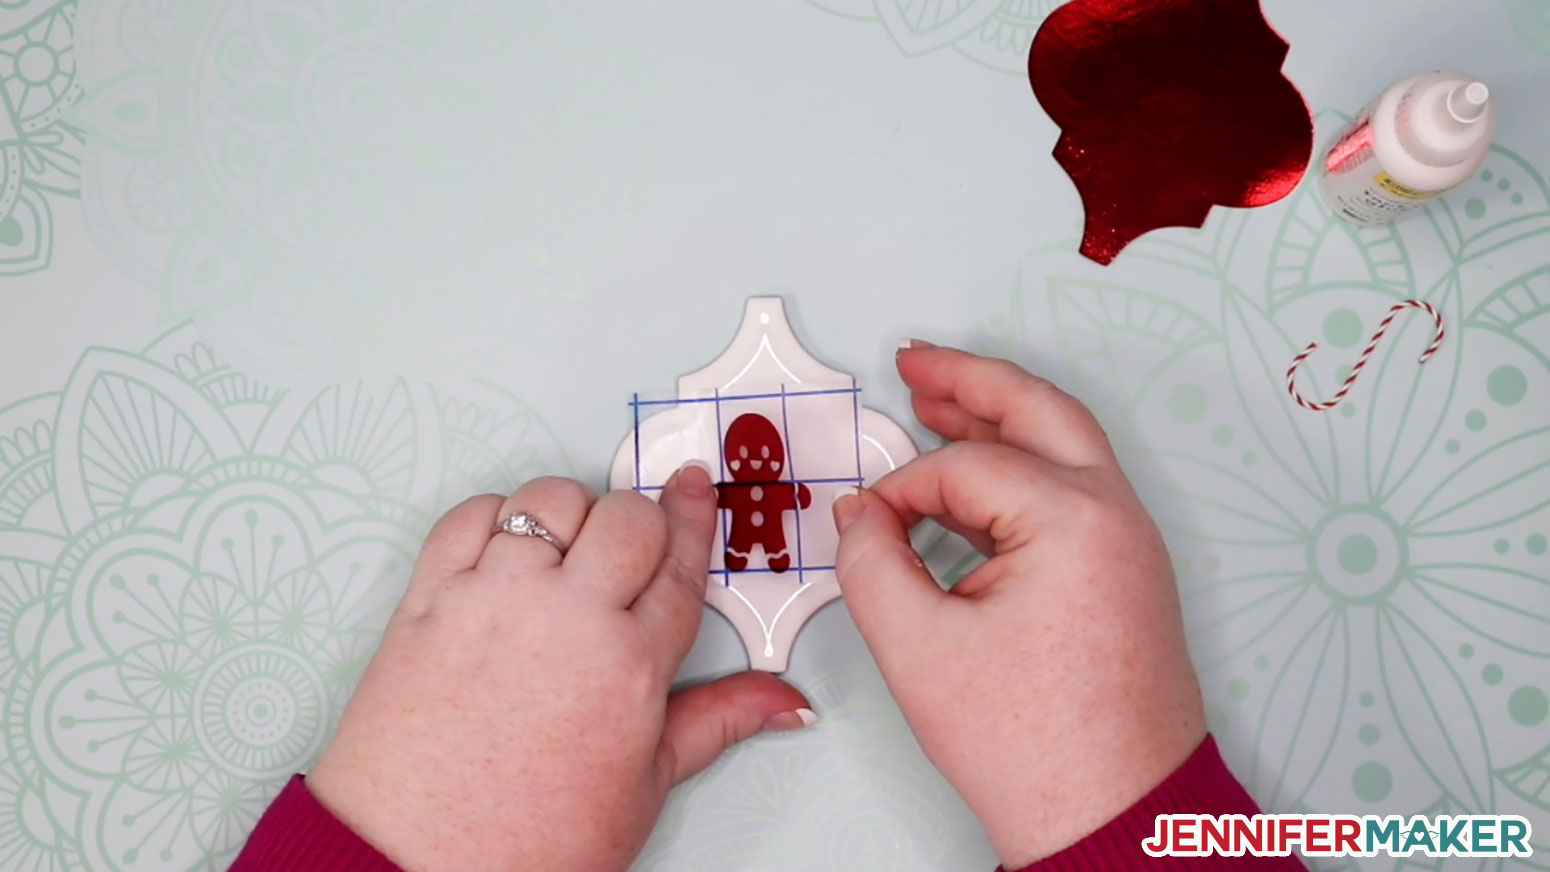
[
  {"left": 833, "top": 346, "right": 1207, "bottom": 869},
  {"left": 273, "top": 347, "right": 1210, "bottom": 872},
  {"left": 301, "top": 473, "right": 810, "bottom": 872},
  {"left": 716, "top": 414, "right": 811, "bottom": 572}
]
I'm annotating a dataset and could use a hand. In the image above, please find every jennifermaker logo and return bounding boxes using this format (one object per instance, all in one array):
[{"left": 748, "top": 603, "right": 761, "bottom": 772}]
[{"left": 1142, "top": 814, "right": 1534, "bottom": 859}]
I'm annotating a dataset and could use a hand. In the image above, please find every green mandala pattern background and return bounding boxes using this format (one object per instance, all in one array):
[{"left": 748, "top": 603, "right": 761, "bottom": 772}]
[
  {"left": 799, "top": 0, "right": 1064, "bottom": 74},
  {"left": 798, "top": 0, "right": 1550, "bottom": 69},
  {"left": 0, "top": 0, "right": 83, "bottom": 276},
  {"left": 1, "top": 0, "right": 1548, "bottom": 870},
  {"left": 66, "top": 0, "right": 585, "bottom": 383},
  {"left": 0, "top": 327, "right": 567, "bottom": 869},
  {"left": 1508, "top": 0, "right": 1550, "bottom": 55},
  {"left": 967, "top": 134, "right": 1550, "bottom": 868}
]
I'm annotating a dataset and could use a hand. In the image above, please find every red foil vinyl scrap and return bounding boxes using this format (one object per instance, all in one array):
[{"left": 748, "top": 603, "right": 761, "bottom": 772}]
[{"left": 1029, "top": 0, "right": 1314, "bottom": 265}]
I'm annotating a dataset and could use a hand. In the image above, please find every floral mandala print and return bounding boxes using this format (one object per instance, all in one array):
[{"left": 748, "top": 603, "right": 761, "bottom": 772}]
[
  {"left": 1507, "top": 0, "right": 1550, "bottom": 55},
  {"left": 67, "top": 0, "right": 582, "bottom": 384},
  {"left": 0, "top": 0, "right": 84, "bottom": 276},
  {"left": 800, "top": 0, "right": 1066, "bottom": 73},
  {"left": 0, "top": 326, "right": 567, "bottom": 870},
  {"left": 983, "top": 128, "right": 1550, "bottom": 868}
]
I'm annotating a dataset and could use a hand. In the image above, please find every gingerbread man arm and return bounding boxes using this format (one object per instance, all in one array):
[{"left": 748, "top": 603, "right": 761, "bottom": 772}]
[{"left": 796, "top": 483, "right": 811, "bottom": 509}]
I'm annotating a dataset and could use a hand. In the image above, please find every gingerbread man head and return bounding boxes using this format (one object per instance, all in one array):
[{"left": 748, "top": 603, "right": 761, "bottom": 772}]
[{"left": 723, "top": 413, "right": 786, "bottom": 483}]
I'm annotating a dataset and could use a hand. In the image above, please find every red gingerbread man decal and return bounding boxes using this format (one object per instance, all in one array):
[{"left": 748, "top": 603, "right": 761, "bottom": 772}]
[{"left": 716, "top": 413, "right": 811, "bottom": 573}]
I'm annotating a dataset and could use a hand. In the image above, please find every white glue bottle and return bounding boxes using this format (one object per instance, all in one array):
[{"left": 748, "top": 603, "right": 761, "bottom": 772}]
[{"left": 1319, "top": 71, "right": 1498, "bottom": 227}]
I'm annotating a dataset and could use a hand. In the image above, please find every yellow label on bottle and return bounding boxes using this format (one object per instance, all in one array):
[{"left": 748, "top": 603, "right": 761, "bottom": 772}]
[{"left": 1375, "top": 172, "right": 1441, "bottom": 202}]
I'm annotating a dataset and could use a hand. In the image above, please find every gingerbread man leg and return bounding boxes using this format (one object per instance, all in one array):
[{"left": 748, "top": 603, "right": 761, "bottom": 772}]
[
  {"left": 758, "top": 485, "right": 799, "bottom": 573},
  {"left": 721, "top": 487, "right": 759, "bottom": 571}
]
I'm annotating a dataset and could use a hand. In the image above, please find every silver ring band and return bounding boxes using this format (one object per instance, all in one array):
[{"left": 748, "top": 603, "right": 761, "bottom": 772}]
[{"left": 498, "top": 511, "right": 566, "bottom": 554}]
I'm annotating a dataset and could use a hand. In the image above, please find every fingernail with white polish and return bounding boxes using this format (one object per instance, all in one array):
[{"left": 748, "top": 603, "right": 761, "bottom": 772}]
[
  {"left": 677, "top": 460, "right": 714, "bottom": 497},
  {"left": 832, "top": 488, "right": 863, "bottom": 532},
  {"left": 762, "top": 708, "right": 819, "bottom": 732}
]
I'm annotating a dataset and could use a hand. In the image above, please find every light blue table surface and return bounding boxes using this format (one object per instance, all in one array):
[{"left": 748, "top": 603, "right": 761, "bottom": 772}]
[{"left": 1, "top": 0, "right": 1547, "bottom": 869}]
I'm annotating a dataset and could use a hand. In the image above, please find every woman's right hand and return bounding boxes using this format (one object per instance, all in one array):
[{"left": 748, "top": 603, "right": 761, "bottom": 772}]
[{"left": 832, "top": 344, "right": 1206, "bottom": 870}]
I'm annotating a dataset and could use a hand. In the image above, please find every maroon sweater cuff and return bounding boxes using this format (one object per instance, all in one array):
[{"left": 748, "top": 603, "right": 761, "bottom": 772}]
[
  {"left": 232, "top": 737, "right": 1299, "bottom": 871},
  {"left": 230, "top": 775, "right": 401, "bottom": 872},
  {"left": 1003, "top": 736, "right": 1306, "bottom": 871}
]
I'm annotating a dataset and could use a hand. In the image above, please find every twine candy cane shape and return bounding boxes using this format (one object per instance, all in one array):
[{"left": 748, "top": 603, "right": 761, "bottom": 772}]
[{"left": 1286, "top": 300, "right": 1446, "bottom": 412}]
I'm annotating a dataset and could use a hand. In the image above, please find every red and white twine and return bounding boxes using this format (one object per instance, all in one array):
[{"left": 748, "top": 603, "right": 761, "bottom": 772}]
[{"left": 1286, "top": 300, "right": 1446, "bottom": 412}]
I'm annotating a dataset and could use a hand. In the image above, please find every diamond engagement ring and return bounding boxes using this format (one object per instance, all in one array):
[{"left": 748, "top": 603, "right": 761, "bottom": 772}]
[{"left": 498, "top": 511, "right": 566, "bottom": 554}]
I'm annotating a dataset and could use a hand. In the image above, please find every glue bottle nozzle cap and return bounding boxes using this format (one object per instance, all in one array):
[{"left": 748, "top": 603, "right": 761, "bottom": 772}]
[{"left": 1446, "top": 81, "right": 1491, "bottom": 124}]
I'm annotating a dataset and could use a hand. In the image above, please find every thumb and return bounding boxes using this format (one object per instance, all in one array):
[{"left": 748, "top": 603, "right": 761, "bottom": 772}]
[
  {"left": 833, "top": 488, "right": 948, "bottom": 662},
  {"left": 657, "top": 672, "right": 813, "bottom": 787}
]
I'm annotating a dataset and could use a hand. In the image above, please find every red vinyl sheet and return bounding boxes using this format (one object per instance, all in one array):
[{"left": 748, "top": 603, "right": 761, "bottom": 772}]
[{"left": 1029, "top": 0, "right": 1314, "bottom": 264}]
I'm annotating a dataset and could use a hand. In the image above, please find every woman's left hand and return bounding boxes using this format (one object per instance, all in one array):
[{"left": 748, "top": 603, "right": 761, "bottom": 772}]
[{"left": 306, "top": 464, "right": 813, "bottom": 871}]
